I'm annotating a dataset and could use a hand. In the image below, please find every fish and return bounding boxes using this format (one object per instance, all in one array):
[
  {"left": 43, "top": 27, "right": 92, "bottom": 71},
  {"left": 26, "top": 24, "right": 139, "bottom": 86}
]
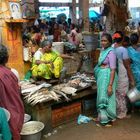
[
  {"left": 61, "top": 87, "right": 77, "bottom": 96},
  {"left": 21, "top": 83, "right": 51, "bottom": 94},
  {"left": 49, "top": 91, "right": 61, "bottom": 101},
  {"left": 30, "top": 94, "right": 51, "bottom": 105},
  {"left": 53, "top": 89, "right": 70, "bottom": 102},
  {"left": 26, "top": 92, "right": 43, "bottom": 103}
]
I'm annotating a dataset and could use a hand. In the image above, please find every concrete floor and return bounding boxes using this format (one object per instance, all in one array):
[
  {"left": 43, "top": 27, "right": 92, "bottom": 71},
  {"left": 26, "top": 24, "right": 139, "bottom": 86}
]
[{"left": 42, "top": 111, "right": 140, "bottom": 140}]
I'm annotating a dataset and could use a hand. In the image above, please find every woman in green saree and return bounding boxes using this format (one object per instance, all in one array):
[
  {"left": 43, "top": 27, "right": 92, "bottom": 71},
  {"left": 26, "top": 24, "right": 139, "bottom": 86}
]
[
  {"left": 128, "top": 33, "right": 140, "bottom": 91},
  {"left": 128, "top": 33, "right": 140, "bottom": 108},
  {"left": 94, "top": 33, "right": 117, "bottom": 126}
]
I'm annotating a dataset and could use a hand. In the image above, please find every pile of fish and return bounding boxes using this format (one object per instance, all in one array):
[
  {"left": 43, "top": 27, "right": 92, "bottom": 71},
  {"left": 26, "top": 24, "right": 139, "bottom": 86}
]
[
  {"left": 70, "top": 73, "right": 96, "bottom": 83},
  {"left": 20, "top": 74, "right": 95, "bottom": 106},
  {"left": 68, "top": 73, "right": 96, "bottom": 88},
  {"left": 20, "top": 81, "right": 77, "bottom": 106}
]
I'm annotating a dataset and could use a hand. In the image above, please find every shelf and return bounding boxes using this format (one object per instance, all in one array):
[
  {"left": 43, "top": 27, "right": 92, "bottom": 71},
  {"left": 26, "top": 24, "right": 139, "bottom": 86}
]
[{"left": 5, "top": 19, "right": 29, "bottom": 23}]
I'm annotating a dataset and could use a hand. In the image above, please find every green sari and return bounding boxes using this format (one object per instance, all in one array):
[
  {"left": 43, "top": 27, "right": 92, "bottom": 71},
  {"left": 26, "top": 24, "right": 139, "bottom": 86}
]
[
  {"left": 0, "top": 108, "right": 12, "bottom": 140},
  {"left": 94, "top": 47, "right": 117, "bottom": 124},
  {"left": 128, "top": 47, "right": 140, "bottom": 91}
]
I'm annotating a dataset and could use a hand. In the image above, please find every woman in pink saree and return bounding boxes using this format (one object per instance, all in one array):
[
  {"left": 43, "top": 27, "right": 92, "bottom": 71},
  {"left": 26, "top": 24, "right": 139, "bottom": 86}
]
[
  {"left": 113, "top": 32, "right": 135, "bottom": 119},
  {"left": 0, "top": 44, "right": 24, "bottom": 140}
]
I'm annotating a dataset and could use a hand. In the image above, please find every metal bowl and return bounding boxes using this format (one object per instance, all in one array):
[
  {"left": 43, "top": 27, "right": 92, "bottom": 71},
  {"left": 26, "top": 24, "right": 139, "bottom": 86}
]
[
  {"left": 20, "top": 121, "right": 44, "bottom": 140},
  {"left": 24, "top": 114, "right": 31, "bottom": 123},
  {"left": 127, "top": 87, "right": 140, "bottom": 103}
]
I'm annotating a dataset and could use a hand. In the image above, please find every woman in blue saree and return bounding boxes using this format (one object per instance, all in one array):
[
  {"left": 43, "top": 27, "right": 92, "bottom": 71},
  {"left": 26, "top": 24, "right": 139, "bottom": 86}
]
[
  {"left": 128, "top": 33, "right": 140, "bottom": 91},
  {"left": 94, "top": 33, "right": 117, "bottom": 126}
]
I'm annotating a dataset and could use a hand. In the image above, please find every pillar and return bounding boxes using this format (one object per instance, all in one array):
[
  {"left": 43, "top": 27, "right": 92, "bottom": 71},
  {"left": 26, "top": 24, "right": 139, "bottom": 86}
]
[
  {"left": 79, "top": 0, "right": 89, "bottom": 31},
  {"left": 0, "top": 0, "right": 26, "bottom": 78},
  {"left": 70, "top": 0, "right": 77, "bottom": 24}
]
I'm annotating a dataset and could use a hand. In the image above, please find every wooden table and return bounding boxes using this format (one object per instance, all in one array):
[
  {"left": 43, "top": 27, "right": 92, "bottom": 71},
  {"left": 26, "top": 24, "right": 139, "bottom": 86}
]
[{"left": 24, "top": 85, "right": 97, "bottom": 133}]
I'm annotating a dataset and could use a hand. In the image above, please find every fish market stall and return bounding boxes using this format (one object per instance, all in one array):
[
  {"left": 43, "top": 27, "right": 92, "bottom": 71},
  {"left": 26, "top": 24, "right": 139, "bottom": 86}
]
[{"left": 21, "top": 73, "right": 97, "bottom": 133}]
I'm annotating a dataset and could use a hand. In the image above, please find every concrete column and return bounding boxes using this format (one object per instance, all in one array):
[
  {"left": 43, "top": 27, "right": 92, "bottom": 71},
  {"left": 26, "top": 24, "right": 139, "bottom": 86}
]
[
  {"left": 70, "top": 0, "right": 77, "bottom": 24},
  {"left": 79, "top": 0, "right": 89, "bottom": 31}
]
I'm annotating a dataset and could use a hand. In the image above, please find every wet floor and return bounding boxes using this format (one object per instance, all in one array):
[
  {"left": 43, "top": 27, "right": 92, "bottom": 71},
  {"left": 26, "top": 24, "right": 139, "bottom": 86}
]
[{"left": 42, "top": 111, "right": 140, "bottom": 140}]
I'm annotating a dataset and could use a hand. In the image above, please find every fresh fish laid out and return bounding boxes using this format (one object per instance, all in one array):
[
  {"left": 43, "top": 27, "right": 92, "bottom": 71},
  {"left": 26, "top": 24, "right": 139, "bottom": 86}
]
[
  {"left": 26, "top": 90, "right": 48, "bottom": 102},
  {"left": 53, "top": 83, "right": 68, "bottom": 91},
  {"left": 61, "top": 87, "right": 77, "bottom": 96},
  {"left": 21, "top": 73, "right": 94, "bottom": 106},
  {"left": 20, "top": 81, "right": 37, "bottom": 90},
  {"left": 68, "top": 78, "right": 81, "bottom": 88},
  {"left": 24, "top": 90, "right": 48, "bottom": 103},
  {"left": 53, "top": 84, "right": 77, "bottom": 96},
  {"left": 71, "top": 73, "right": 96, "bottom": 83},
  {"left": 21, "top": 83, "right": 52, "bottom": 94},
  {"left": 79, "top": 82, "right": 89, "bottom": 88},
  {"left": 23, "top": 89, "right": 61, "bottom": 106},
  {"left": 30, "top": 94, "right": 52, "bottom": 106},
  {"left": 49, "top": 91, "right": 61, "bottom": 102},
  {"left": 53, "top": 89, "right": 70, "bottom": 102}
]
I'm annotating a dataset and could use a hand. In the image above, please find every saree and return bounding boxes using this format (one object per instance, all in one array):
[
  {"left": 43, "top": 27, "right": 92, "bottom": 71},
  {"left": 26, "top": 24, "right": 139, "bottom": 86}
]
[
  {"left": 0, "top": 108, "right": 12, "bottom": 140},
  {"left": 0, "top": 66, "right": 24, "bottom": 140},
  {"left": 128, "top": 47, "right": 140, "bottom": 91},
  {"left": 94, "top": 47, "right": 117, "bottom": 124},
  {"left": 31, "top": 50, "right": 43, "bottom": 78},
  {"left": 41, "top": 51, "right": 63, "bottom": 79},
  {"left": 116, "top": 59, "right": 129, "bottom": 119}
]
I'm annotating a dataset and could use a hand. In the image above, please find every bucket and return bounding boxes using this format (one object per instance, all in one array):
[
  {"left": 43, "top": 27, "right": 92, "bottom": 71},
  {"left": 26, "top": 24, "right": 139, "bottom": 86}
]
[
  {"left": 127, "top": 87, "right": 140, "bottom": 103},
  {"left": 20, "top": 121, "right": 44, "bottom": 140},
  {"left": 83, "top": 34, "right": 98, "bottom": 51}
]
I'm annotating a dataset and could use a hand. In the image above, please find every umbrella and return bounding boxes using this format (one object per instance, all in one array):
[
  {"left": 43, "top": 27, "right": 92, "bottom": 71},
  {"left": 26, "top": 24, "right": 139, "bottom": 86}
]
[{"left": 89, "top": 10, "right": 100, "bottom": 20}]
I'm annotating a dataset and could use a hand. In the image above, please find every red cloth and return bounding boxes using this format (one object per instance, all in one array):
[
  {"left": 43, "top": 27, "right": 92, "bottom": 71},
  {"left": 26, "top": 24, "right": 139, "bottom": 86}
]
[{"left": 0, "top": 66, "right": 24, "bottom": 140}]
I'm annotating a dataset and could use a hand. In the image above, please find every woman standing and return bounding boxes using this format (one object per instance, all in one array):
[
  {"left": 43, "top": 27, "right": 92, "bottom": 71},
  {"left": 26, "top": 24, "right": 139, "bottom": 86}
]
[
  {"left": 113, "top": 31, "right": 135, "bottom": 119},
  {"left": 0, "top": 44, "right": 24, "bottom": 140},
  {"left": 128, "top": 33, "right": 140, "bottom": 91},
  {"left": 94, "top": 33, "right": 117, "bottom": 126}
]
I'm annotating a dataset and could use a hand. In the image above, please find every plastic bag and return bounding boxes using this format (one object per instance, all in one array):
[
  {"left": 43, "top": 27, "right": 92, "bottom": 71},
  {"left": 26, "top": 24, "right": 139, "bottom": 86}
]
[
  {"left": 77, "top": 114, "right": 92, "bottom": 124},
  {"left": 34, "top": 19, "right": 39, "bottom": 26}
]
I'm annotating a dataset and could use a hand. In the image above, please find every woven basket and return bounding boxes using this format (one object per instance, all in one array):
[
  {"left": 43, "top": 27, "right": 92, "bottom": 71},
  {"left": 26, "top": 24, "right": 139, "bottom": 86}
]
[{"left": 63, "top": 53, "right": 81, "bottom": 75}]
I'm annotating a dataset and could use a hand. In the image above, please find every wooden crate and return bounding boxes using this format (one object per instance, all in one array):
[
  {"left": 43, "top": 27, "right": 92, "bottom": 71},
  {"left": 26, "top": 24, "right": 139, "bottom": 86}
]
[
  {"left": 64, "top": 102, "right": 81, "bottom": 121},
  {"left": 52, "top": 102, "right": 81, "bottom": 127},
  {"left": 51, "top": 108, "right": 64, "bottom": 128}
]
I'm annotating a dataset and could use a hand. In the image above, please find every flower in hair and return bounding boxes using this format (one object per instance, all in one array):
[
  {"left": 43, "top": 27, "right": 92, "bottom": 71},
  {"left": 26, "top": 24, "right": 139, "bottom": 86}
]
[{"left": 112, "top": 33, "right": 121, "bottom": 39}]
